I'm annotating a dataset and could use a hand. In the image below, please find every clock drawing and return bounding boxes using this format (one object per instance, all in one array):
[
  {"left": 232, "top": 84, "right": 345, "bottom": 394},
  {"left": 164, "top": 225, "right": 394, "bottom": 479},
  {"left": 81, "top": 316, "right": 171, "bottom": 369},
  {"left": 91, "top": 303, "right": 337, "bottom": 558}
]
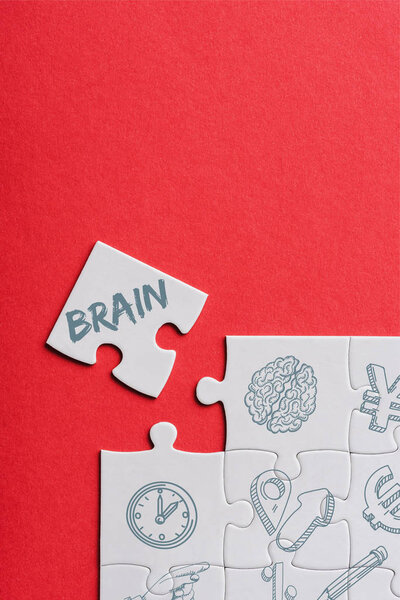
[{"left": 126, "top": 481, "right": 198, "bottom": 549}]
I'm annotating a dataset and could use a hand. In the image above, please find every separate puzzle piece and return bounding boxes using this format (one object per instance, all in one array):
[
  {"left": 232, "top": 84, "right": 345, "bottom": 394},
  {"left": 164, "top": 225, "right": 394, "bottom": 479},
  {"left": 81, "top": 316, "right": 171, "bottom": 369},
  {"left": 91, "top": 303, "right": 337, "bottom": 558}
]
[
  {"left": 223, "top": 448, "right": 351, "bottom": 570},
  {"left": 100, "top": 563, "right": 222, "bottom": 600},
  {"left": 47, "top": 242, "right": 207, "bottom": 397},
  {"left": 348, "top": 337, "right": 400, "bottom": 455},
  {"left": 101, "top": 422, "right": 252, "bottom": 588},
  {"left": 334, "top": 429, "right": 400, "bottom": 595},
  {"left": 197, "top": 336, "right": 359, "bottom": 477},
  {"left": 225, "top": 541, "right": 352, "bottom": 600}
]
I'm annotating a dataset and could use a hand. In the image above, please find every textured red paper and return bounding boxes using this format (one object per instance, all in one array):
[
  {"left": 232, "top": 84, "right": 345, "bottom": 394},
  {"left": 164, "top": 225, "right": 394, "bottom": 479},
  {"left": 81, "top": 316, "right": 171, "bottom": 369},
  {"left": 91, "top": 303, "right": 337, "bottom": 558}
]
[{"left": 1, "top": 2, "right": 399, "bottom": 598}]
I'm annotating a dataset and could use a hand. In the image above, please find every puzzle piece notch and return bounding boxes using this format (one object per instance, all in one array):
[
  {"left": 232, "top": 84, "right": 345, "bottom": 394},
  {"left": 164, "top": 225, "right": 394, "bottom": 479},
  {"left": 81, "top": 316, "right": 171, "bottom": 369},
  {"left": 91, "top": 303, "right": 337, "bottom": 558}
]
[
  {"left": 101, "top": 422, "right": 252, "bottom": 588},
  {"left": 198, "top": 336, "right": 359, "bottom": 478},
  {"left": 47, "top": 241, "right": 207, "bottom": 397}
]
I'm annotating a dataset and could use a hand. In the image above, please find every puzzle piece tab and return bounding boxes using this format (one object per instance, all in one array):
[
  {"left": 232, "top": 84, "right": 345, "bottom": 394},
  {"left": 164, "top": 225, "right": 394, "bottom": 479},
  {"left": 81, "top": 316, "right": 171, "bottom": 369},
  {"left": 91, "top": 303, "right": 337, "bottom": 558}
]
[
  {"left": 47, "top": 242, "right": 207, "bottom": 397},
  {"left": 197, "top": 336, "right": 359, "bottom": 476},
  {"left": 101, "top": 422, "right": 252, "bottom": 588}
]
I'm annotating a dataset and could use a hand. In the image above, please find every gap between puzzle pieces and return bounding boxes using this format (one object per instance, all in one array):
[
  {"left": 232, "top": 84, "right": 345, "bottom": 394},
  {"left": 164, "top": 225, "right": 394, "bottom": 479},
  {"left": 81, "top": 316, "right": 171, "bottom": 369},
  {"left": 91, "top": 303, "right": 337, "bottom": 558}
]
[{"left": 47, "top": 241, "right": 207, "bottom": 398}]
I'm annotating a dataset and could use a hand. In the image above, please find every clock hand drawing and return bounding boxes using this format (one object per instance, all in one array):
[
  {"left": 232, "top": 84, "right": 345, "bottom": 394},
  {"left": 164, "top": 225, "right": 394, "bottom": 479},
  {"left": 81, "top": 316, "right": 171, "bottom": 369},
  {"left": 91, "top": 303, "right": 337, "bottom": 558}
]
[
  {"left": 127, "top": 482, "right": 198, "bottom": 549},
  {"left": 155, "top": 495, "right": 179, "bottom": 524}
]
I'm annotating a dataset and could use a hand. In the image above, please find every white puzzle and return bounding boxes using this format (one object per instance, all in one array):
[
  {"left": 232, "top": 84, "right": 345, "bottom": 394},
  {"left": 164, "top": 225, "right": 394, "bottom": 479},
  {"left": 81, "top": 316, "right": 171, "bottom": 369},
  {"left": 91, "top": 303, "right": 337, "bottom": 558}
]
[
  {"left": 47, "top": 242, "right": 207, "bottom": 397},
  {"left": 97, "top": 335, "right": 399, "bottom": 599},
  {"left": 45, "top": 264, "right": 400, "bottom": 600}
]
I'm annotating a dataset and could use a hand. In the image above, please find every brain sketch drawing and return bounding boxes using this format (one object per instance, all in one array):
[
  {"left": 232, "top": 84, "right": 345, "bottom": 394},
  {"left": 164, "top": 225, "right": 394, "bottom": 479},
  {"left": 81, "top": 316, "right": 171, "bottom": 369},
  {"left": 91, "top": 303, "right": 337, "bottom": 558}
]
[{"left": 244, "top": 355, "right": 317, "bottom": 434}]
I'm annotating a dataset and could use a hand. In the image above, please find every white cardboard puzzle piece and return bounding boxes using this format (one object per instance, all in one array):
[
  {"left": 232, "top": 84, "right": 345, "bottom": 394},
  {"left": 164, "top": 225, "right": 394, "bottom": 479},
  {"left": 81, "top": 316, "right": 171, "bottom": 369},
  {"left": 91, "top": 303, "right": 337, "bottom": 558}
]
[
  {"left": 100, "top": 563, "right": 223, "bottom": 600},
  {"left": 223, "top": 449, "right": 351, "bottom": 570},
  {"left": 348, "top": 337, "right": 400, "bottom": 455},
  {"left": 334, "top": 429, "right": 400, "bottom": 596},
  {"left": 101, "top": 422, "right": 252, "bottom": 589},
  {"left": 197, "top": 336, "right": 359, "bottom": 478},
  {"left": 47, "top": 242, "right": 207, "bottom": 397},
  {"left": 225, "top": 541, "right": 351, "bottom": 600},
  {"left": 226, "top": 540, "right": 395, "bottom": 600}
]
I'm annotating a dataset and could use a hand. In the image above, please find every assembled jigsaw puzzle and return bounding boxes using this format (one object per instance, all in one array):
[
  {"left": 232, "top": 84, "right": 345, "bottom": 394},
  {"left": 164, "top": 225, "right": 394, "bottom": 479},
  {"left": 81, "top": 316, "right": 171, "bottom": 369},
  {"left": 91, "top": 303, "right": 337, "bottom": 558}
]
[
  {"left": 99, "top": 335, "right": 399, "bottom": 600},
  {"left": 49, "top": 248, "right": 400, "bottom": 600}
]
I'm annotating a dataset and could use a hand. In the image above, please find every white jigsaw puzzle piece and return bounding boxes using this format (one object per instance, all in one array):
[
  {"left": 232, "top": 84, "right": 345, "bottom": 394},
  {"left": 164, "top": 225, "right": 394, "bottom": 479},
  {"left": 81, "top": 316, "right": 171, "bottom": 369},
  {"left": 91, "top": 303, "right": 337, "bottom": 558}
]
[
  {"left": 100, "top": 563, "right": 222, "bottom": 600},
  {"left": 348, "top": 337, "right": 400, "bottom": 454},
  {"left": 47, "top": 242, "right": 207, "bottom": 397},
  {"left": 334, "top": 429, "right": 400, "bottom": 596},
  {"left": 225, "top": 541, "right": 351, "bottom": 600},
  {"left": 197, "top": 336, "right": 358, "bottom": 477},
  {"left": 101, "top": 422, "right": 252, "bottom": 588},
  {"left": 223, "top": 449, "right": 351, "bottom": 570}
]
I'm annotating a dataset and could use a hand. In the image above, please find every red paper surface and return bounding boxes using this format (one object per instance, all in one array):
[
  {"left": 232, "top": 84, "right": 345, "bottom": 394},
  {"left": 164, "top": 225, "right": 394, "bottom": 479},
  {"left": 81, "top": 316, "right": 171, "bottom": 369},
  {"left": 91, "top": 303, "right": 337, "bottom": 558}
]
[{"left": 1, "top": 2, "right": 399, "bottom": 598}]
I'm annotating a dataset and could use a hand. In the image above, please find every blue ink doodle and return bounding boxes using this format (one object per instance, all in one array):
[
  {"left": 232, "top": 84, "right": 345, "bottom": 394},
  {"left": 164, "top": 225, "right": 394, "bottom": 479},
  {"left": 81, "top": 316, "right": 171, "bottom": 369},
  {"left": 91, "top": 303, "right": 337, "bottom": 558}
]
[
  {"left": 284, "top": 585, "right": 297, "bottom": 600},
  {"left": 363, "top": 465, "right": 400, "bottom": 534},
  {"left": 360, "top": 364, "right": 400, "bottom": 433},
  {"left": 251, "top": 470, "right": 292, "bottom": 535},
  {"left": 251, "top": 471, "right": 335, "bottom": 553},
  {"left": 126, "top": 482, "right": 197, "bottom": 549},
  {"left": 244, "top": 355, "right": 317, "bottom": 433},
  {"left": 276, "top": 488, "right": 335, "bottom": 552},
  {"left": 316, "top": 546, "right": 388, "bottom": 600},
  {"left": 261, "top": 562, "right": 297, "bottom": 600},
  {"left": 126, "top": 562, "right": 210, "bottom": 600}
]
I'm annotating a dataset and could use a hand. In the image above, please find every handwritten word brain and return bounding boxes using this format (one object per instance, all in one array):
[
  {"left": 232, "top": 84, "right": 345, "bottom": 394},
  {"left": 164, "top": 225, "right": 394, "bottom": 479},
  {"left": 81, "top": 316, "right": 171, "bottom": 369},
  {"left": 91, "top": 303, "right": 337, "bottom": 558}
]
[{"left": 66, "top": 279, "right": 167, "bottom": 343}]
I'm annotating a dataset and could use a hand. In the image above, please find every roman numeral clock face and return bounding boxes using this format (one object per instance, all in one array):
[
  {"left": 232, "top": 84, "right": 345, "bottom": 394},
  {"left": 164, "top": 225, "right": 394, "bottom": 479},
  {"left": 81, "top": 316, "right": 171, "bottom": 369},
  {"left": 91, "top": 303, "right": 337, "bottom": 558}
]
[{"left": 126, "top": 482, "right": 197, "bottom": 549}]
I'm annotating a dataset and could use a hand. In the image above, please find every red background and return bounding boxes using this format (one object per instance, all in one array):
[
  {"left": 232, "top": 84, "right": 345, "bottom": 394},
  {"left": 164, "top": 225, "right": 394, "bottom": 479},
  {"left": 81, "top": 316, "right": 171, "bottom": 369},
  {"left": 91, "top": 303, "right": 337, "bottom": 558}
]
[{"left": 1, "top": 2, "right": 399, "bottom": 598}]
